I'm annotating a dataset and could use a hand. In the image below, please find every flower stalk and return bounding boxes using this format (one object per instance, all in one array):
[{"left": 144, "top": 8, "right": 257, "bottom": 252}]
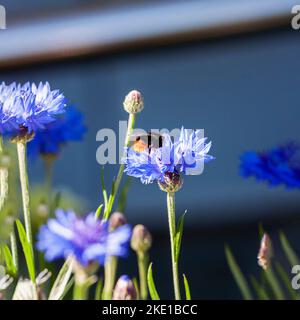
[
  {"left": 16, "top": 141, "right": 33, "bottom": 247},
  {"left": 102, "top": 256, "right": 118, "bottom": 300},
  {"left": 0, "top": 136, "right": 18, "bottom": 271},
  {"left": 167, "top": 192, "right": 181, "bottom": 300},
  {"left": 137, "top": 251, "right": 148, "bottom": 300},
  {"left": 104, "top": 113, "right": 136, "bottom": 219}
]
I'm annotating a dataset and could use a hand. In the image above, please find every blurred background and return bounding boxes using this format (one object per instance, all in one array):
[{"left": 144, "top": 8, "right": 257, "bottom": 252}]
[{"left": 1, "top": 0, "right": 300, "bottom": 299}]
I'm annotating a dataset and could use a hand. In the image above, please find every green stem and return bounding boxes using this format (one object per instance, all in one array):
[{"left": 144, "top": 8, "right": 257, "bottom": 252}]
[
  {"left": 16, "top": 141, "right": 33, "bottom": 247},
  {"left": 73, "top": 281, "right": 89, "bottom": 300},
  {"left": 137, "top": 251, "right": 149, "bottom": 300},
  {"left": 0, "top": 137, "right": 18, "bottom": 273},
  {"left": 102, "top": 256, "right": 118, "bottom": 300},
  {"left": 167, "top": 192, "right": 181, "bottom": 300},
  {"left": 104, "top": 113, "right": 136, "bottom": 219}
]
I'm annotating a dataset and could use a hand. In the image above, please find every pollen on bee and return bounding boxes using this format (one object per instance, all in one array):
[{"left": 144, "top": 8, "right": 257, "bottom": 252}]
[{"left": 132, "top": 139, "right": 148, "bottom": 153}]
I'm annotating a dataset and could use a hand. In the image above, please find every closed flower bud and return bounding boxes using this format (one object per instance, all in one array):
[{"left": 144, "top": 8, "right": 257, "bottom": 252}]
[
  {"left": 158, "top": 172, "right": 183, "bottom": 193},
  {"left": 131, "top": 224, "right": 152, "bottom": 253},
  {"left": 123, "top": 90, "right": 144, "bottom": 114},
  {"left": 109, "top": 212, "right": 127, "bottom": 231},
  {"left": 37, "top": 203, "right": 50, "bottom": 220},
  {"left": 0, "top": 153, "right": 11, "bottom": 169},
  {"left": 113, "top": 275, "right": 137, "bottom": 300},
  {"left": 258, "top": 233, "right": 272, "bottom": 270}
]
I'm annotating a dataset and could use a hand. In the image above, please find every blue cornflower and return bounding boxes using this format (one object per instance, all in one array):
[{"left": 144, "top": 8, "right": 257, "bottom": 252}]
[
  {"left": 37, "top": 209, "right": 132, "bottom": 266},
  {"left": 0, "top": 82, "right": 20, "bottom": 134},
  {"left": 123, "top": 127, "right": 214, "bottom": 185},
  {"left": 240, "top": 142, "right": 300, "bottom": 189},
  {"left": 0, "top": 81, "right": 67, "bottom": 135},
  {"left": 28, "top": 106, "right": 86, "bottom": 156}
]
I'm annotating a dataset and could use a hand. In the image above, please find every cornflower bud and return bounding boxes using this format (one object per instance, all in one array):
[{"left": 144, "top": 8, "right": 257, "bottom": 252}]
[
  {"left": 112, "top": 275, "right": 137, "bottom": 300},
  {"left": 131, "top": 224, "right": 152, "bottom": 253},
  {"left": 123, "top": 90, "right": 144, "bottom": 114},
  {"left": 109, "top": 212, "right": 127, "bottom": 231},
  {"left": 158, "top": 172, "right": 183, "bottom": 193},
  {"left": 258, "top": 233, "right": 272, "bottom": 270}
]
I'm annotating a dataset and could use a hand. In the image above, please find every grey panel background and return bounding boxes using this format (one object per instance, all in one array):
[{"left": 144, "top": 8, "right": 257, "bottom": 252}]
[{"left": 3, "top": 29, "right": 300, "bottom": 225}]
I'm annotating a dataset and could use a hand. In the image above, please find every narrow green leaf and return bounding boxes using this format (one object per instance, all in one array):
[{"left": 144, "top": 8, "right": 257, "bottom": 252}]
[
  {"left": 132, "top": 277, "right": 140, "bottom": 300},
  {"left": 101, "top": 167, "right": 108, "bottom": 210},
  {"left": 49, "top": 256, "right": 74, "bottom": 300},
  {"left": 147, "top": 263, "right": 160, "bottom": 300},
  {"left": 264, "top": 268, "right": 285, "bottom": 300},
  {"left": 94, "top": 278, "right": 103, "bottom": 300},
  {"left": 258, "top": 223, "right": 265, "bottom": 239},
  {"left": 2, "top": 245, "right": 17, "bottom": 276},
  {"left": 183, "top": 274, "right": 191, "bottom": 300},
  {"left": 51, "top": 191, "right": 62, "bottom": 214},
  {"left": 275, "top": 262, "right": 298, "bottom": 300},
  {"left": 175, "top": 210, "right": 187, "bottom": 262},
  {"left": 250, "top": 275, "right": 269, "bottom": 300},
  {"left": 279, "top": 232, "right": 299, "bottom": 267},
  {"left": 60, "top": 277, "right": 74, "bottom": 300},
  {"left": 16, "top": 220, "right": 35, "bottom": 283},
  {"left": 225, "top": 245, "right": 253, "bottom": 300},
  {"left": 94, "top": 204, "right": 103, "bottom": 220},
  {"left": 117, "top": 177, "right": 131, "bottom": 212}
]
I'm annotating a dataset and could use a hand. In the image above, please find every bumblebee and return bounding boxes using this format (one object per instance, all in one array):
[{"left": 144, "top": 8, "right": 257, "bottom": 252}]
[{"left": 131, "top": 132, "right": 163, "bottom": 153}]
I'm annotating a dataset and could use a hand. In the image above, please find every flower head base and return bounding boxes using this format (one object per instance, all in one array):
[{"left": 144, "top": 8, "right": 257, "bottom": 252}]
[
  {"left": 158, "top": 172, "right": 183, "bottom": 193},
  {"left": 123, "top": 127, "right": 214, "bottom": 186},
  {"left": 240, "top": 142, "right": 300, "bottom": 189},
  {"left": 112, "top": 275, "right": 137, "bottom": 300},
  {"left": 0, "top": 82, "right": 67, "bottom": 137},
  {"left": 257, "top": 233, "right": 272, "bottom": 271},
  {"left": 28, "top": 106, "right": 86, "bottom": 156},
  {"left": 37, "top": 209, "right": 132, "bottom": 266},
  {"left": 123, "top": 90, "right": 144, "bottom": 114},
  {"left": 131, "top": 224, "right": 152, "bottom": 253}
]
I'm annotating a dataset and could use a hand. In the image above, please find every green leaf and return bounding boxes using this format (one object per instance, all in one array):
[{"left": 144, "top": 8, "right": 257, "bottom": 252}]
[
  {"left": 264, "top": 268, "right": 284, "bottom": 300},
  {"left": 49, "top": 256, "right": 74, "bottom": 300},
  {"left": 147, "top": 263, "right": 160, "bottom": 300},
  {"left": 258, "top": 223, "right": 265, "bottom": 239},
  {"left": 279, "top": 232, "right": 299, "bottom": 267},
  {"left": 250, "top": 275, "right": 269, "bottom": 300},
  {"left": 275, "top": 262, "right": 298, "bottom": 300},
  {"left": 225, "top": 245, "right": 253, "bottom": 300},
  {"left": 183, "top": 274, "right": 191, "bottom": 300},
  {"left": 175, "top": 210, "right": 187, "bottom": 262},
  {"left": 94, "top": 204, "right": 103, "bottom": 220},
  {"left": 101, "top": 167, "right": 108, "bottom": 210},
  {"left": 2, "top": 245, "right": 17, "bottom": 276},
  {"left": 16, "top": 220, "right": 35, "bottom": 283},
  {"left": 51, "top": 191, "right": 62, "bottom": 214},
  {"left": 132, "top": 277, "right": 140, "bottom": 300},
  {"left": 117, "top": 177, "right": 131, "bottom": 213},
  {"left": 94, "top": 278, "right": 103, "bottom": 300}
]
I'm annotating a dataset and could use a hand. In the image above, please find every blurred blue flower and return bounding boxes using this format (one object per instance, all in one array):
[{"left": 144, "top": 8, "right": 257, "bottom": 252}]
[
  {"left": 28, "top": 106, "right": 86, "bottom": 156},
  {"left": 37, "top": 209, "right": 132, "bottom": 266},
  {"left": 240, "top": 142, "right": 300, "bottom": 189},
  {"left": 123, "top": 127, "right": 214, "bottom": 184},
  {"left": 0, "top": 82, "right": 67, "bottom": 135}
]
